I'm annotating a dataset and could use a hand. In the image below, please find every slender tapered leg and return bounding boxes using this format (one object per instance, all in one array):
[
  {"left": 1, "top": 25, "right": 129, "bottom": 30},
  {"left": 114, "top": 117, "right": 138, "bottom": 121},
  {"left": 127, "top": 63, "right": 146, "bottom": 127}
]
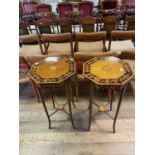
[
  {"left": 88, "top": 82, "right": 94, "bottom": 131},
  {"left": 70, "top": 78, "right": 76, "bottom": 108},
  {"left": 66, "top": 80, "right": 75, "bottom": 129},
  {"left": 74, "top": 74, "right": 79, "bottom": 102},
  {"left": 110, "top": 89, "right": 114, "bottom": 111},
  {"left": 49, "top": 87, "right": 55, "bottom": 109},
  {"left": 30, "top": 80, "right": 41, "bottom": 103},
  {"left": 37, "top": 87, "right": 51, "bottom": 129},
  {"left": 113, "top": 84, "right": 127, "bottom": 133}
]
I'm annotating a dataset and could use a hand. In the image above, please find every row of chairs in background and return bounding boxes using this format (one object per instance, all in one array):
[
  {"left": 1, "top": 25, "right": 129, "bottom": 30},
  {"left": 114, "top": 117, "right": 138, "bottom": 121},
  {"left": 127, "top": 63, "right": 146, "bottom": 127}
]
[
  {"left": 19, "top": 15, "right": 135, "bottom": 37},
  {"left": 19, "top": 1, "right": 135, "bottom": 23},
  {"left": 19, "top": 30, "right": 135, "bottom": 59}
]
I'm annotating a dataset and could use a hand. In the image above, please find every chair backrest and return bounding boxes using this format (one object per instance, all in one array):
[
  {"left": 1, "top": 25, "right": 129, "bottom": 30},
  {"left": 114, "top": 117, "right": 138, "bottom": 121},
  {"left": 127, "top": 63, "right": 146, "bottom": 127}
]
[
  {"left": 75, "top": 32, "right": 107, "bottom": 52},
  {"left": 19, "top": 34, "right": 39, "bottom": 45},
  {"left": 58, "top": 19, "right": 73, "bottom": 33},
  {"left": 57, "top": 2, "right": 73, "bottom": 19},
  {"left": 79, "top": 17, "right": 96, "bottom": 32},
  {"left": 35, "top": 19, "right": 59, "bottom": 35},
  {"left": 42, "top": 33, "right": 74, "bottom": 57},
  {"left": 100, "top": 0, "right": 118, "bottom": 10},
  {"left": 124, "top": 15, "right": 135, "bottom": 30},
  {"left": 78, "top": 1, "right": 93, "bottom": 17},
  {"left": 36, "top": 4, "right": 52, "bottom": 13},
  {"left": 22, "top": 1, "right": 37, "bottom": 14},
  {"left": 108, "top": 30, "right": 135, "bottom": 50},
  {"left": 96, "top": 15, "right": 118, "bottom": 39}
]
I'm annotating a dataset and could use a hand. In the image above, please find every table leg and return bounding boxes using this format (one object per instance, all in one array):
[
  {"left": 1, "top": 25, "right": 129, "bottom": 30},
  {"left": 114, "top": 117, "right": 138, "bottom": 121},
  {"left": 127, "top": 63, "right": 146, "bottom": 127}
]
[
  {"left": 37, "top": 87, "right": 51, "bottom": 129},
  {"left": 74, "top": 74, "right": 79, "bottom": 102},
  {"left": 88, "top": 82, "right": 94, "bottom": 131},
  {"left": 113, "top": 84, "right": 127, "bottom": 133},
  {"left": 70, "top": 78, "right": 76, "bottom": 108},
  {"left": 66, "top": 80, "right": 75, "bottom": 129},
  {"left": 110, "top": 89, "right": 114, "bottom": 111},
  {"left": 49, "top": 87, "right": 55, "bottom": 109},
  {"left": 30, "top": 79, "right": 41, "bottom": 103}
]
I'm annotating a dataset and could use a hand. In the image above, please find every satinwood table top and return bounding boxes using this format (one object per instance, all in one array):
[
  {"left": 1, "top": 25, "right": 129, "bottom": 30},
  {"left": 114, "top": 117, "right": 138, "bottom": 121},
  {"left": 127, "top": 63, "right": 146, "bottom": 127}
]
[
  {"left": 28, "top": 57, "right": 76, "bottom": 86},
  {"left": 83, "top": 56, "right": 133, "bottom": 86}
]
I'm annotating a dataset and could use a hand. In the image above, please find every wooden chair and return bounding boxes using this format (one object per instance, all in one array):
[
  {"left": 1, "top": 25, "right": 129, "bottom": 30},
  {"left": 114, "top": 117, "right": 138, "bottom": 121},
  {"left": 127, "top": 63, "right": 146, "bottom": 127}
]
[
  {"left": 74, "top": 31, "right": 107, "bottom": 57},
  {"left": 57, "top": 2, "right": 73, "bottom": 19},
  {"left": 79, "top": 17, "right": 97, "bottom": 32},
  {"left": 78, "top": 1, "right": 94, "bottom": 18},
  {"left": 19, "top": 55, "right": 41, "bottom": 102},
  {"left": 41, "top": 33, "right": 74, "bottom": 57},
  {"left": 35, "top": 19, "right": 59, "bottom": 36},
  {"left": 107, "top": 30, "right": 135, "bottom": 53},
  {"left": 19, "top": 34, "right": 44, "bottom": 56}
]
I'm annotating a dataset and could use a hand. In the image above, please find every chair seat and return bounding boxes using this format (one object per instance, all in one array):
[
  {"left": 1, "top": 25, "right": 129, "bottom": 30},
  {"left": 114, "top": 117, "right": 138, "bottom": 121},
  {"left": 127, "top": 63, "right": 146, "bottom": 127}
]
[
  {"left": 20, "top": 44, "right": 43, "bottom": 56},
  {"left": 75, "top": 51, "right": 108, "bottom": 57},
  {"left": 74, "top": 50, "right": 118, "bottom": 57},
  {"left": 78, "top": 41, "right": 104, "bottom": 52},
  {"left": 47, "top": 51, "right": 71, "bottom": 56},
  {"left": 47, "top": 43, "right": 72, "bottom": 55},
  {"left": 107, "top": 40, "right": 135, "bottom": 52}
]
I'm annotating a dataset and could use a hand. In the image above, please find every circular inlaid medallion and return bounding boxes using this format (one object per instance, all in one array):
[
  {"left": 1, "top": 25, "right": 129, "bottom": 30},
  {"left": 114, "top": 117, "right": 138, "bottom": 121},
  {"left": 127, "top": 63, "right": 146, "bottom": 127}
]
[{"left": 102, "top": 66, "right": 112, "bottom": 72}]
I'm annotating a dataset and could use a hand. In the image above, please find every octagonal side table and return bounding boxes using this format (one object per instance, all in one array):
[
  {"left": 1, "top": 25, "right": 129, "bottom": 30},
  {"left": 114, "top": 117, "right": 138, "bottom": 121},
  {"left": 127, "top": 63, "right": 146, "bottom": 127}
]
[
  {"left": 83, "top": 56, "right": 133, "bottom": 133},
  {"left": 28, "top": 56, "right": 76, "bottom": 129}
]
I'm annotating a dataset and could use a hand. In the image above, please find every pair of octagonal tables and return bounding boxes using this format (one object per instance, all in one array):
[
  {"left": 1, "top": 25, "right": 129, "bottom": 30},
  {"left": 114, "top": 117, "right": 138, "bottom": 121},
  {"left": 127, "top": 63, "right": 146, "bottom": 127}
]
[{"left": 28, "top": 56, "right": 133, "bottom": 133}]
